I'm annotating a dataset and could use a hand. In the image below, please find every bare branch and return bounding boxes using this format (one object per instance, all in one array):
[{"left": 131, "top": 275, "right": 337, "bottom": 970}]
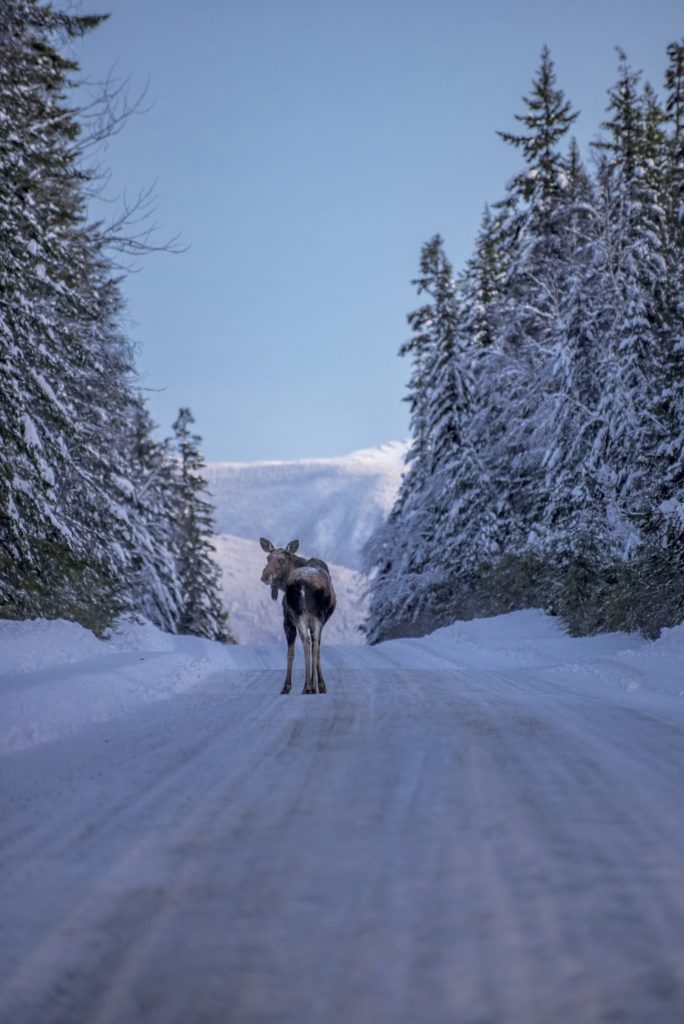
[{"left": 69, "top": 65, "right": 183, "bottom": 265}]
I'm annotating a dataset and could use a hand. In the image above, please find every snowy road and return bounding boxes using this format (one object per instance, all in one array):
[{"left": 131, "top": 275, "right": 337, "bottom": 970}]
[{"left": 2, "top": 620, "right": 684, "bottom": 1023}]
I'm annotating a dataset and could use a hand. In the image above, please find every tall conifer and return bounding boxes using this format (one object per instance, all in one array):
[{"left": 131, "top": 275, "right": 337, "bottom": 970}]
[{"left": 172, "top": 409, "right": 234, "bottom": 643}]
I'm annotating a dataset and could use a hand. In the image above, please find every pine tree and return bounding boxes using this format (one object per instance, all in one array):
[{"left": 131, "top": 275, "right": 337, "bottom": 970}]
[
  {"left": 664, "top": 40, "right": 684, "bottom": 218},
  {"left": 368, "top": 42, "right": 683, "bottom": 643},
  {"left": 172, "top": 409, "right": 234, "bottom": 643},
  {"left": 127, "top": 402, "right": 184, "bottom": 632},
  {"left": 484, "top": 49, "right": 580, "bottom": 560},
  {"left": 589, "top": 55, "right": 670, "bottom": 535},
  {"left": 496, "top": 44, "right": 579, "bottom": 248},
  {"left": 459, "top": 205, "right": 505, "bottom": 350},
  {"left": 535, "top": 145, "right": 617, "bottom": 628},
  {"left": 365, "top": 237, "right": 453, "bottom": 639},
  {"left": 0, "top": 2, "right": 229, "bottom": 640},
  {"left": 0, "top": 0, "right": 132, "bottom": 630},
  {"left": 593, "top": 51, "right": 647, "bottom": 173},
  {"left": 634, "top": 40, "right": 684, "bottom": 633},
  {"left": 366, "top": 237, "right": 493, "bottom": 637},
  {"left": 409, "top": 237, "right": 476, "bottom": 623},
  {"left": 451, "top": 209, "right": 513, "bottom": 598},
  {"left": 661, "top": 41, "right": 684, "bottom": 501}
]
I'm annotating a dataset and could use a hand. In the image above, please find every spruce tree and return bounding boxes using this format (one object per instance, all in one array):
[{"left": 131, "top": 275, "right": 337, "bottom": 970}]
[
  {"left": 664, "top": 40, "right": 684, "bottom": 220},
  {"left": 589, "top": 55, "right": 670, "bottom": 533},
  {"left": 0, "top": 2, "right": 232, "bottom": 639},
  {"left": 368, "top": 42, "right": 683, "bottom": 643},
  {"left": 496, "top": 44, "right": 579, "bottom": 249},
  {"left": 366, "top": 237, "right": 452, "bottom": 639},
  {"left": 0, "top": 0, "right": 131, "bottom": 629},
  {"left": 497, "top": 44, "right": 579, "bottom": 200},
  {"left": 634, "top": 40, "right": 684, "bottom": 633},
  {"left": 537, "top": 145, "right": 616, "bottom": 628},
  {"left": 459, "top": 205, "right": 505, "bottom": 350},
  {"left": 408, "top": 237, "right": 475, "bottom": 624},
  {"left": 485, "top": 49, "right": 579, "bottom": 561},
  {"left": 661, "top": 41, "right": 684, "bottom": 503},
  {"left": 366, "top": 237, "right": 488, "bottom": 637},
  {"left": 127, "top": 402, "right": 184, "bottom": 633},
  {"left": 172, "top": 409, "right": 234, "bottom": 643}
]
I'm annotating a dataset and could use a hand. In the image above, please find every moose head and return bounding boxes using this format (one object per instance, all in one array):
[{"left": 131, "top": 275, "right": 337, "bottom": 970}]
[{"left": 260, "top": 538, "right": 300, "bottom": 600}]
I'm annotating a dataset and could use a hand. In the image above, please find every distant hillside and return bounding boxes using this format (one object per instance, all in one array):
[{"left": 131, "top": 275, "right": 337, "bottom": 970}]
[{"left": 205, "top": 442, "right": 407, "bottom": 643}]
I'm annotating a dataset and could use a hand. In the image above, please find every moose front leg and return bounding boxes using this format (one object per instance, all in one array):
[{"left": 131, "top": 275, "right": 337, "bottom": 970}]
[
  {"left": 282, "top": 642, "right": 295, "bottom": 694},
  {"left": 282, "top": 619, "right": 296, "bottom": 694}
]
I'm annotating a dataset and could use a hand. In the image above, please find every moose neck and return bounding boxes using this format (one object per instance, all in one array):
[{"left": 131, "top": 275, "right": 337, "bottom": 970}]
[{"left": 275, "top": 552, "right": 307, "bottom": 589}]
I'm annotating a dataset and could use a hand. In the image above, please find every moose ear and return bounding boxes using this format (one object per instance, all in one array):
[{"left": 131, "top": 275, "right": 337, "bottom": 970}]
[
  {"left": 286, "top": 539, "right": 300, "bottom": 554},
  {"left": 260, "top": 537, "right": 274, "bottom": 552}
]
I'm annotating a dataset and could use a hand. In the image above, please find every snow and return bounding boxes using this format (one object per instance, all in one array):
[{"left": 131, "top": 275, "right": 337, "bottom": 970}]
[
  {"left": 3, "top": 609, "right": 682, "bottom": 756},
  {"left": 0, "top": 618, "right": 227, "bottom": 754},
  {"left": 21, "top": 413, "right": 41, "bottom": 449},
  {"left": 659, "top": 496, "right": 684, "bottom": 526},
  {"left": 206, "top": 441, "right": 407, "bottom": 643},
  {"left": 2, "top": 611, "right": 684, "bottom": 1023}
]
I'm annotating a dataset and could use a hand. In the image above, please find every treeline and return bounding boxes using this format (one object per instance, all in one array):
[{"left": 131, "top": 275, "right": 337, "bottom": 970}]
[
  {"left": 0, "top": 1, "right": 233, "bottom": 641},
  {"left": 366, "top": 44, "right": 684, "bottom": 642}
]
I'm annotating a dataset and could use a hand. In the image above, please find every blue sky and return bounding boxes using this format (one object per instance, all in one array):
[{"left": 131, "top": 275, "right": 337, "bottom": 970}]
[{"left": 76, "top": 0, "right": 682, "bottom": 461}]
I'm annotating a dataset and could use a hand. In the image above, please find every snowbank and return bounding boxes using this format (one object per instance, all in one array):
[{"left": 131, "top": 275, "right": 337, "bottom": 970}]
[
  {"left": 1, "top": 610, "right": 682, "bottom": 756},
  {"left": 381, "top": 609, "right": 684, "bottom": 699},
  {"left": 0, "top": 617, "right": 235, "bottom": 754}
]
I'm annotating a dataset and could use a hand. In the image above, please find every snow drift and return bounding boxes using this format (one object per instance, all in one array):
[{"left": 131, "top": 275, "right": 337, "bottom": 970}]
[{"left": 2, "top": 609, "right": 682, "bottom": 755}]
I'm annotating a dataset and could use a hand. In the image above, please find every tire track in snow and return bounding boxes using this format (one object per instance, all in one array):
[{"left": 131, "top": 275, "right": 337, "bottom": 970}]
[{"left": 1, "top": 663, "right": 684, "bottom": 1023}]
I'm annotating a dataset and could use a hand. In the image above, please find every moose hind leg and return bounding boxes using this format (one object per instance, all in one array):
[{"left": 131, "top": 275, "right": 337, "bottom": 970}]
[
  {"left": 299, "top": 621, "right": 314, "bottom": 693},
  {"left": 282, "top": 618, "right": 296, "bottom": 694},
  {"left": 312, "top": 622, "right": 326, "bottom": 694}
]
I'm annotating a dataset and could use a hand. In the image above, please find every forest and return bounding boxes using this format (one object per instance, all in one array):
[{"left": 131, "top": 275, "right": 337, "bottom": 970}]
[
  {"left": 0, "top": 2, "right": 232, "bottom": 641},
  {"left": 2, "top": 3, "right": 682, "bottom": 647},
  {"left": 365, "top": 43, "right": 684, "bottom": 642}
]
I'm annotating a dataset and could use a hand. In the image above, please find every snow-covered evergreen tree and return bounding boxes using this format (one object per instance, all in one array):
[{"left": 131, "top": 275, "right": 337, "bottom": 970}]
[
  {"left": 410, "top": 238, "right": 478, "bottom": 623},
  {"left": 367, "top": 41, "right": 683, "bottom": 643},
  {"left": 460, "top": 205, "right": 506, "bottom": 350},
  {"left": 485, "top": 48, "right": 579, "bottom": 559},
  {"left": 535, "top": 145, "right": 617, "bottom": 629},
  {"left": 126, "top": 402, "right": 184, "bottom": 633},
  {"left": 589, "top": 55, "right": 670, "bottom": 540},
  {"left": 633, "top": 40, "right": 684, "bottom": 634},
  {"left": 172, "top": 409, "right": 234, "bottom": 643},
  {"left": 365, "top": 237, "right": 447, "bottom": 639},
  {"left": 367, "top": 237, "right": 493, "bottom": 639},
  {"left": 661, "top": 41, "right": 684, "bottom": 515},
  {"left": 498, "top": 45, "right": 579, "bottom": 208},
  {"left": 539, "top": 145, "right": 602, "bottom": 541},
  {"left": 0, "top": 2, "right": 234, "bottom": 640},
  {"left": 0, "top": 0, "right": 131, "bottom": 630}
]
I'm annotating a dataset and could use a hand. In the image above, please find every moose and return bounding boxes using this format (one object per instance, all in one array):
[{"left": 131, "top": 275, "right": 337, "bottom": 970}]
[{"left": 260, "top": 538, "right": 336, "bottom": 694}]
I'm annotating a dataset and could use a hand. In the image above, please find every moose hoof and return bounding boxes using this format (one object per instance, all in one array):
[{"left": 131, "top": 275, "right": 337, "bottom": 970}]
[{"left": 281, "top": 686, "right": 291, "bottom": 695}]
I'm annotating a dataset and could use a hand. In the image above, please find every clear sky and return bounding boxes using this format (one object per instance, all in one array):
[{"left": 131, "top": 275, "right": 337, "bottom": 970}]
[{"left": 74, "top": 0, "right": 682, "bottom": 461}]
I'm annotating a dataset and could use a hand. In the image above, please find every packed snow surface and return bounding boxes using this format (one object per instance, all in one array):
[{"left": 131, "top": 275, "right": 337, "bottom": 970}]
[
  {"left": 205, "top": 441, "right": 407, "bottom": 643},
  {"left": 2, "top": 610, "right": 684, "bottom": 1022}
]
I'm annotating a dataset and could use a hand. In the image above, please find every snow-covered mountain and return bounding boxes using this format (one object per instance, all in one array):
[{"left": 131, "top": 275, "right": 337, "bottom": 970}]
[{"left": 205, "top": 442, "right": 408, "bottom": 643}]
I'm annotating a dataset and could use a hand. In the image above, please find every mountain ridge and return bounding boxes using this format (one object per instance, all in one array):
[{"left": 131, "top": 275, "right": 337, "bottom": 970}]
[{"left": 206, "top": 441, "right": 407, "bottom": 643}]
